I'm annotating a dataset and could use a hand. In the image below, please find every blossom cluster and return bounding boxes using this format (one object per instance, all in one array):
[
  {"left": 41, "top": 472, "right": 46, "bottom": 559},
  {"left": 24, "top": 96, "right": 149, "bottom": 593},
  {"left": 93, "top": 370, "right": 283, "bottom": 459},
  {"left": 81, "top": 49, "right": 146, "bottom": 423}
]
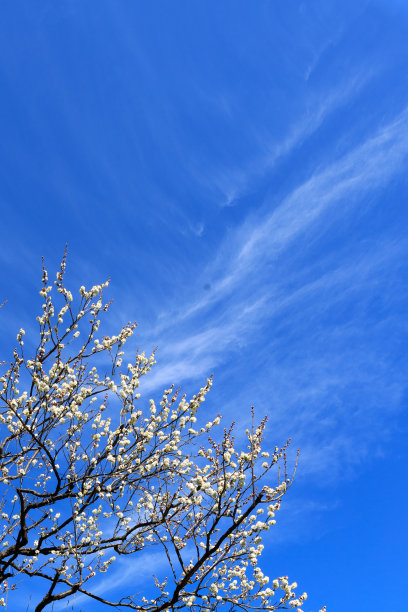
[{"left": 0, "top": 254, "right": 324, "bottom": 612}]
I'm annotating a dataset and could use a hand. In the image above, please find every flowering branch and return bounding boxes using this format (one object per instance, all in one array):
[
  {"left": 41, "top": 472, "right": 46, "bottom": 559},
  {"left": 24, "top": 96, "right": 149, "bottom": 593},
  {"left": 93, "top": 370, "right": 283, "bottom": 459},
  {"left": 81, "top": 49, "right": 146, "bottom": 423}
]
[{"left": 0, "top": 253, "right": 325, "bottom": 612}]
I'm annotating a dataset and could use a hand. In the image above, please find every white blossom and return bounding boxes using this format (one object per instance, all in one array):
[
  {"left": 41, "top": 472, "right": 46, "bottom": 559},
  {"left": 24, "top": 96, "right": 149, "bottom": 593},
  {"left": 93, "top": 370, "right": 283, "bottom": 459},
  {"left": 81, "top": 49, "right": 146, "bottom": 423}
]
[{"left": 0, "top": 259, "right": 320, "bottom": 612}]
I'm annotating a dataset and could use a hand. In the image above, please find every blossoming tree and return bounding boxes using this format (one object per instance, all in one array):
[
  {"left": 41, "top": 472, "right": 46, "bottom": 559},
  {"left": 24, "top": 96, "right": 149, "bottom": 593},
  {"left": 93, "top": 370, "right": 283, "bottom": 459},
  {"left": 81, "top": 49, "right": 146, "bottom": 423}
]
[{"left": 0, "top": 254, "right": 325, "bottom": 612}]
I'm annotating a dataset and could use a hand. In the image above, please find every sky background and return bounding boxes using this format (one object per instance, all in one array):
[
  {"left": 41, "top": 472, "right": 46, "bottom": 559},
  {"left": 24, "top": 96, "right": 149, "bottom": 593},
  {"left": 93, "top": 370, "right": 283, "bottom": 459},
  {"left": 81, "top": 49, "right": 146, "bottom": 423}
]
[{"left": 0, "top": 1, "right": 407, "bottom": 610}]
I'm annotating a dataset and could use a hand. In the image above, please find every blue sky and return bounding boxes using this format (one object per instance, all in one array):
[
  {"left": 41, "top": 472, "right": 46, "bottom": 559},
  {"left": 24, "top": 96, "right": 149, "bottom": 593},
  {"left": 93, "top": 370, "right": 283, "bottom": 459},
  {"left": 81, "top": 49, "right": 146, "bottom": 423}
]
[{"left": 1, "top": 1, "right": 408, "bottom": 610}]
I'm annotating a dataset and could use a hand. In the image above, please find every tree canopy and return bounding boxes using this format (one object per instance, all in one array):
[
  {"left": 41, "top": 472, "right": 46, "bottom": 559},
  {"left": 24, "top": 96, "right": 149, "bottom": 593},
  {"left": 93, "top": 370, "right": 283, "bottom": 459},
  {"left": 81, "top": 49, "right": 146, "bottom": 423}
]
[{"left": 0, "top": 254, "right": 324, "bottom": 612}]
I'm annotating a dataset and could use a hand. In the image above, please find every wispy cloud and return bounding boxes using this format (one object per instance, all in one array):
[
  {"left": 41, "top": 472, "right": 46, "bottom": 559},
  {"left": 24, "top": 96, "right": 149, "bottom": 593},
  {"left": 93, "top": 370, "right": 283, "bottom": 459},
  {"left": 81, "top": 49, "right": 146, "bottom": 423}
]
[
  {"left": 155, "top": 104, "right": 408, "bottom": 328},
  {"left": 136, "top": 106, "right": 408, "bottom": 479},
  {"left": 52, "top": 550, "right": 169, "bottom": 611},
  {"left": 212, "top": 69, "right": 376, "bottom": 208}
]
